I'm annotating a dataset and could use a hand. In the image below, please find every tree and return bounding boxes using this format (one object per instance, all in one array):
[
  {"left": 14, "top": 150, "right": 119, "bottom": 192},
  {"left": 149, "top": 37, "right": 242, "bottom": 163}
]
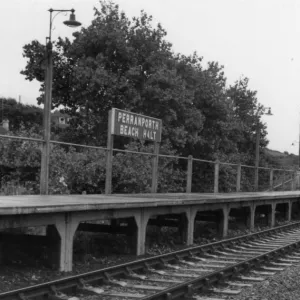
[
  {"left": 21, "top": 1, "right": 204, "bottom": 150},
  {"left": 0, "top": 98, "right": 43, "bottom": 132},
  {"left": 20, "top": 0, "right": 272, "bottom": 194},
  {"left": 0, "top": 127, "right": 42, "bottom": 193}
]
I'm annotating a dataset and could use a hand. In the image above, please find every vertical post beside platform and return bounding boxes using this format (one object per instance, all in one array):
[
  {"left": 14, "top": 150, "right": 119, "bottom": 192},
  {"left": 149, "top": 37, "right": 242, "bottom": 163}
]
[
  {"left": 214, "top": 160, "right": 220, "bottom": 193},
  {"left": 286, "top": 201, "right": 292, "bottom": 221},
  {"left": 151, "top": 142, "right": 159, "bottom": 193},
  {"left": 236, "top": 164, "right": 241, "bottom": 192},
  {"left": 105, "top": 110, "right": 114, "bottom": 195},
  {"left": 40, "top": 43, "right": 53, "bottom": 195},
  {"left": 281, "top": 170, "right": 285, "bottom": 191},
  {"left": 186, "top": 155, "right": 193, "bottom": 193},
  {"left": 269, "top": 168, "right": 274, "bottom": 191}
]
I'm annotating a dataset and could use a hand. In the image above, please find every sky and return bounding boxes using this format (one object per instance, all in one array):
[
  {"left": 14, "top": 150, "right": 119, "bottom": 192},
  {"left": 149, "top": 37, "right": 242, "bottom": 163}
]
[{"left": 1, "top": 0, "right": 300, "bottom": 154}]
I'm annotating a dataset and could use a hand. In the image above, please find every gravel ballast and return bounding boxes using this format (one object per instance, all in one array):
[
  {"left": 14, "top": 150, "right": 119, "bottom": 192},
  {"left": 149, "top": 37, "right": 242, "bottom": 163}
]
[{"left": 233, "top": 262, "right": 300, "bottom": 300}]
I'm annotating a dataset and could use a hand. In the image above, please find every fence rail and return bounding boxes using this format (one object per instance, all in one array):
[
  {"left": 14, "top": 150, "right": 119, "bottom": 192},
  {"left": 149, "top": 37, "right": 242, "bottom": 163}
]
[{"left": 0, "top": 134, "right": 298, "bottom": 195}]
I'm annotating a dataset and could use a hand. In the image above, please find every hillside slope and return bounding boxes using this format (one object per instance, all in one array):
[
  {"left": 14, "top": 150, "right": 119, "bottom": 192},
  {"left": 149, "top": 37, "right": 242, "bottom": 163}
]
[{"left": 264, "top": 148, "right": 298, "bottom": 169}]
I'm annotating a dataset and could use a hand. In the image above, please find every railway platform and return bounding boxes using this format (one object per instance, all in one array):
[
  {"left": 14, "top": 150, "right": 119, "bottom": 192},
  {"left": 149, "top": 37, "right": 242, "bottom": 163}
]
[{"left": 1, "top": 191, "right": 300, "bottom": 271}]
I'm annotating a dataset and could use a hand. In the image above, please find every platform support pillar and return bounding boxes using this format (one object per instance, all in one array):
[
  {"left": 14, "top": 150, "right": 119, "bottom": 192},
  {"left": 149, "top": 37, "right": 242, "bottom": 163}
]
[
  {"left": 267, "top": 203, "right": 276, "bottom": 228},
  {"left": 247, "top": 204, "right": 256, "bottom": 230},
  {"left": 134, "top": 210, "right": 150, "bottom": 255},
  {"left": 286, "top": 201, "right": 292, "bottom": 222},
  {"left": 46, "top": 225, "right": 61, "bottom": 269},
  {"left": 55, "top": 213, "right": 78, "bottom": 272},
  {"left": 179, "top": 210, "right": 197, "bottom": 246},
  {"left": 187, "top": 210, "right": 197, "bottom": 245},
  {"left": 217, "top": 206, "right": 230, "bottom": 238}
]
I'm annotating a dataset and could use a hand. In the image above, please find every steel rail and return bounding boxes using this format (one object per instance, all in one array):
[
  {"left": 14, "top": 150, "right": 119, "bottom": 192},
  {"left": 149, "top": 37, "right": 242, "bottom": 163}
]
[
  {"left": 1, "top": 221, "right": 300, "bottom": 300},
  {"left": 141, "top": 233, "right": 300, "bottom": 299}
]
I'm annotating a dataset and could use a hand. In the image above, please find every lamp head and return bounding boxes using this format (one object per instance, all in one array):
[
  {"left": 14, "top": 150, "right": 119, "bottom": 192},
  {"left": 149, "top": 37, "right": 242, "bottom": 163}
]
[
  {"left": 265, "top": 107, "right": 273, "bottom": 116},
  {"left": 63, "top": 10, "right": 81, "bottom": 27}
]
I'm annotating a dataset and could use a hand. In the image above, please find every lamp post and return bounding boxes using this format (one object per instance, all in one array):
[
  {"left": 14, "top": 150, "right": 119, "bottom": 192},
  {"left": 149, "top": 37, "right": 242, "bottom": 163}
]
[
  {"left": 299, "top": 120, "right": 300, "bottom": 169},
  {"left": 254, "top": 107, "right": 273, "bottom": 191},
  {"left": 40, "top": 9, "right": 81, "bottom": 195}
]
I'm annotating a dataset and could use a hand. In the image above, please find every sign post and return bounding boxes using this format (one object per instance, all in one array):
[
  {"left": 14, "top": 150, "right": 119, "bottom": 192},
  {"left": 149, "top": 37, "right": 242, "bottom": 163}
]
[
  {"left": 105, "top": 110, "right": 114, "bottom": 194},
  {"left": 105, "top": 108, "right": 162, "bottom": 194}
]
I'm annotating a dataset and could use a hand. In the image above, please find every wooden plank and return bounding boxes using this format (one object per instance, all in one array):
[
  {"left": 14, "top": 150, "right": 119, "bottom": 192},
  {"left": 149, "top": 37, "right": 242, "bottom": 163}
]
[
  {"left": 193, "top": 263, "right": 226, "bottom": 268},
  {"left": 271, "top": 262, "right": 292, "bottom": 267},
  {"left": 101, "top": 291, "right": 146, "bottom": 298},
  {"left": 238, "top": 276, "right": 264, "bottom": 282},
  {"left": 279, "top": 258, "right": 299, "bottom": 263},
  {"left": 252, "top": 270, "right": 276, "bottom": 276},
  {"left": 226, "top": 281, "right": 253, "bottom": 287},
  {"left": 211, "top": 288, "right": 241, "bottom": 295},
  {"left": 126, "top": 283, "right": 165, "bottom": 291},
  {"left": 148, "top": 268, "right": 197, "bottom": 278},
  {"left": 191, "top": 257, "right": 237, "bottom": 264},
  {"left": 194, "top": 297, "right": 225, "bottom": 300},
  {"left": 205, "top": 253, "right": 244, "bottom": 261},
  {"left": 162, "top": 272, "right": 198, "bottom": 278},
  {"left": 145, "top": 278, "right": 182, "bottom": 284},
  {"left": 262, "top": 266, "right": 284, "bottom": 271}
]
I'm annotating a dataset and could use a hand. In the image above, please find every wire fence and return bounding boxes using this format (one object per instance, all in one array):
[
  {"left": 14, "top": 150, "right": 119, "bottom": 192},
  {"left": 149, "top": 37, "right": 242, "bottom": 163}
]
[{"left": 0, "top": 133, "right": 299, "bottom": 195}]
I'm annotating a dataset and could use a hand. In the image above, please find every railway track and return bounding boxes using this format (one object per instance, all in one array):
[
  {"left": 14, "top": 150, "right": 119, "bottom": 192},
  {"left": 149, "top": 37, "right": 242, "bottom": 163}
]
[{"left": 2, "top": 221, "right": 300, "bottom": 300}]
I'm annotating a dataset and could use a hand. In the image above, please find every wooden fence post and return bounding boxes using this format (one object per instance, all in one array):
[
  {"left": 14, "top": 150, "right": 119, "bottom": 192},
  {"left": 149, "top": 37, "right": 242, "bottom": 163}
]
[
  {"left": 105, "top": 110, "right": 114, "bottom": 195},
  {"left": 214, "top": 160, "right": 220, "bottom": 193},
  {"left": 151, "top": 142, "right": 160, "bottom": 193},
  {"left": 291, "top": 172, "right": 295, "bottom": 191},
  {"left": 269, "top": 168, "right": 274, "bottom": 191},
  {"left": 295, "top": 171, "right": 299, "bottom": 190},
  {"left": 186, "top": 155, "right": 193, "bottom": 193},
  {"left": 281, "top": 170, "right": 285, "bottom": 191},
  {"left": 236, "top": 164, "right": 241, "bottom": 192}
]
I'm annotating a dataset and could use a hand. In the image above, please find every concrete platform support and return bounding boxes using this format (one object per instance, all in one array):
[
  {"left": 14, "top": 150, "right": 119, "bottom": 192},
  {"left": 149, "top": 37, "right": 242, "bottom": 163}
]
[
  {"left": 178, "top": 210, "right": 197, "bottom": 246},
  {"left": 178, "top": 214, "right": 188, "bottom": 244},
  {"left": 286, "top": 202, "right": 292, "bottom": 222},
  {"left": 134, "top": 210, "right": 150, "bottom": 256},
  {"left": 217, "top": 207, "right": 230, "bottom": 238},
  {"left": 126, "top": 217, "right": 139, "bottom": 254},
  {"left": 246, "top": 205, "right": 256, "bottom": 230},
  {"left": 187, "top": 210, "right": 197, "bottom": 245},
  {"left": 54, "top": 214, "right": 79, "bottom": 272},
  {"left": 46, "top": 225, "right": 61, "bottom": 269},
  {"left": 267, "top": 204, "right": 276, "bottom": 228}
]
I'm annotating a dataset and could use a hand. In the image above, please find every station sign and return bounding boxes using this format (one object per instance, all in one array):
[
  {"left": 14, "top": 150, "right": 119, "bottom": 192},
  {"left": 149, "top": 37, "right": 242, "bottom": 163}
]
[{"left": 110, "top": 108, "right": 162, "bottom": 142}]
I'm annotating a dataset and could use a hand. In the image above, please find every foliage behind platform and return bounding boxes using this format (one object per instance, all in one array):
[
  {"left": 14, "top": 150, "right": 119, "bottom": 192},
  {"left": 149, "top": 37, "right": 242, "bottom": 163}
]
[{"left": 0, "top": 1, "right": 297, "bottom": 194}]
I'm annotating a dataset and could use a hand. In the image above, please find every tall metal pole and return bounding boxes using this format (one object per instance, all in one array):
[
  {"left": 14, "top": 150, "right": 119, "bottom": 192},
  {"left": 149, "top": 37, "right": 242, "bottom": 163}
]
[
  {"left": 39, "top": 9, "right": 80, "bottom": 195},
  {"left": 298, "top": 120, "right": 300, "bottom": 169},
  {"left": 40, "top": 41, "right": 53, "bottom": 195},
  {"left": 254, "top": 123, "right": 260, "bottom": 191}
]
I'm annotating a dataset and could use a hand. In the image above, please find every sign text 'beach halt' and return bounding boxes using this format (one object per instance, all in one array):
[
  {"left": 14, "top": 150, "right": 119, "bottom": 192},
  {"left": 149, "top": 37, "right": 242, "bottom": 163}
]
[{"left": 110, "top": 108, "right": 162, "bottom": 142}]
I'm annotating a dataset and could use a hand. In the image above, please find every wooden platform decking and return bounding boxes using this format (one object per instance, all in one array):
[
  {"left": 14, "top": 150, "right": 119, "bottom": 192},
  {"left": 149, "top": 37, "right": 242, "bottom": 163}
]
[{"left": 0, "top": 191, "right": 300, "bottom": 215}]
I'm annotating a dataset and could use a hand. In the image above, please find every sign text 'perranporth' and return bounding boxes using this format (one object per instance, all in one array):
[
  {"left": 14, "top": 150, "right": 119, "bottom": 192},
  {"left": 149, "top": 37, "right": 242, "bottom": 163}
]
[{"left": 110, "top": 108, "right": 162, "bottom": 142}]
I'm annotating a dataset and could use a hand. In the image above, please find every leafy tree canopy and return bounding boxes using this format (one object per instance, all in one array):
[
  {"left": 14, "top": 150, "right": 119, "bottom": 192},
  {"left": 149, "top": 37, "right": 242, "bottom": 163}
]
[
  {"left": 0, "top": 98, "right": 43, "bottom": 132},
  {"left": 21, "top": 0, "right": 268, "bottom": 168}
]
